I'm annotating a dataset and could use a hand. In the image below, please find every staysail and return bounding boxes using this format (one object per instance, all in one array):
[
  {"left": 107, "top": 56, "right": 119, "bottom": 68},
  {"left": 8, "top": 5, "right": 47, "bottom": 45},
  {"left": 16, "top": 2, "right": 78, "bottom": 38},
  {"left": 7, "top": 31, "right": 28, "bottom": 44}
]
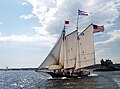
[
  {"left": 38, "top": 30, "right": 65, "bottom": 69},
  {"left": 76, "top": 24, "right": 95, "bottom": 69}
]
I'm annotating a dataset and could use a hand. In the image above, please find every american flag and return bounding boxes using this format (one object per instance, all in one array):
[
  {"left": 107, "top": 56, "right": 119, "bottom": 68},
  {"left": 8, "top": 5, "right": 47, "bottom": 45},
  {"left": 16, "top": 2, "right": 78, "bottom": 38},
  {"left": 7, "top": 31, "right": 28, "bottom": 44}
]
[
  {"left": 93, "top": 24, "right": 104, "bottom": 33},
  {"left": 78, "top": 10, "right": 88, "bottom": 16}
]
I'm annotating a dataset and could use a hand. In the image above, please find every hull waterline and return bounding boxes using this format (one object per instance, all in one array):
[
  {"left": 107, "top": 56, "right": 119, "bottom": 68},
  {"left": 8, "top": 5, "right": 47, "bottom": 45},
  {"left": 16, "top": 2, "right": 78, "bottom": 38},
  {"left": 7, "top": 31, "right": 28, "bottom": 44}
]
[{"left": 46, "top": 71, "right": 90, "bottom": 78}]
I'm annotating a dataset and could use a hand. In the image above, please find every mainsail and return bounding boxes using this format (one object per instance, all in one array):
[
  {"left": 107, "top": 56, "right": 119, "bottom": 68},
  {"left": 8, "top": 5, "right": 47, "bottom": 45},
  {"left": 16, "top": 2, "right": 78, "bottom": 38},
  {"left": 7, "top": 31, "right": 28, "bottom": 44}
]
[
  {"left": 39, "top": 24, "right": 95, "bottom": 70},
  {"left": 76, "top": 24, "right": 95, "bottom": 69}
]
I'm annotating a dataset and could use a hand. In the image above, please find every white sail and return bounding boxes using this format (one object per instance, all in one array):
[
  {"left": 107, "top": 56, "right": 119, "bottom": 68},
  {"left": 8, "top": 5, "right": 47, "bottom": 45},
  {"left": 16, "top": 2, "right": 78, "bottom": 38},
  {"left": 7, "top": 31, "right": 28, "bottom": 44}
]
[
  {"left": 76, "top": 25, "right": 95, "bottom": 69},
  {"left": 59, "top": 36, "right": 65, "bottom": 67},
  {"left": 38, "top": 31, "right": 64, "bottom": 69},
  {"left": 64, "top": 30, "right": 78, "bottom": 69},
  {"left": 39, "top": 24, "right": 95, "bottom": 70}
]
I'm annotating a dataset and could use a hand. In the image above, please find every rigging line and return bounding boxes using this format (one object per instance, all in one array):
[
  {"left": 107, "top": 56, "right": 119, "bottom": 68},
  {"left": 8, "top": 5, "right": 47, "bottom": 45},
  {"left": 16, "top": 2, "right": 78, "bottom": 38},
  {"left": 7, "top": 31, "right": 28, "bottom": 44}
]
[
  {"left": 79, "top": 23, "right": 93, "bottom": 36},
  {"left": 79, "top": 59, "right": 95, "bottom": 62},
  {"left": 80, "top": 52, "right": 95, "bottom": 55},
  {"left": 50, "top": 53, "right": 58, "bottom": 63}
]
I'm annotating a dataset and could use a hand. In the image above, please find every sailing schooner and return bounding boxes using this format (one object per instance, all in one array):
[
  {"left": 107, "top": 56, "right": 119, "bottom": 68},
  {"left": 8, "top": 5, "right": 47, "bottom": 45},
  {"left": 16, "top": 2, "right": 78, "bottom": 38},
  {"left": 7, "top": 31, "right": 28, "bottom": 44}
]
[{"left": 36, "top": 23, "right": 104, "bottom": 78}]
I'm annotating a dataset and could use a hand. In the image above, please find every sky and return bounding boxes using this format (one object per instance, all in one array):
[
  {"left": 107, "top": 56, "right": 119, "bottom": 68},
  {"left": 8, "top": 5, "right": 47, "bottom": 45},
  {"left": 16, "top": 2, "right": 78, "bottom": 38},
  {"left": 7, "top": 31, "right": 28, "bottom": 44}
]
[{"left": 0, "top": 0, "right": 120, "bottom": 68}]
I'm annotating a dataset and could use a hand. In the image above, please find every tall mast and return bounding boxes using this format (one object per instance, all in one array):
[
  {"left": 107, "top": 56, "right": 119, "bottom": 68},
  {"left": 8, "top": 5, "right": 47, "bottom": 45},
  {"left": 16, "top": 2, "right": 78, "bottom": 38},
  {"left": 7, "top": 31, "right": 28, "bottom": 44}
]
[
  {"left": 63, "top": 25, "right": 65, "bottom": 40},
  {"left": 76, "top": 10, "right": 79, "bottom": 30}
]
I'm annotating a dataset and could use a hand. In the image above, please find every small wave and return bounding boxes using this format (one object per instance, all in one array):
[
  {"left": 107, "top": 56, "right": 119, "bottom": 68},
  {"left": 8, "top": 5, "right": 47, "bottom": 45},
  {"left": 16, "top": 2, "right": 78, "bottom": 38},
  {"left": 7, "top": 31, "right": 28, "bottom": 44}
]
[
  {"left": 48, "top": 77, "right": 69, "bottom": 80},
  {"left": 48, "top": 77, "right": 53, "bottom": 79},
  {"left": 11, "top": 83, "right": 17, "bottom": 86},
  {"left": 88, "top": 73, "right": 98, "bottom": 77},
  {"left": 61, "top": 77, "right": 67, "bottom": 79},
  {"left": 113, "top": 78, "right": 120, "bottom": 87},
  {"left": 48, "top": 77, "right": 82, "bottom": 80}
]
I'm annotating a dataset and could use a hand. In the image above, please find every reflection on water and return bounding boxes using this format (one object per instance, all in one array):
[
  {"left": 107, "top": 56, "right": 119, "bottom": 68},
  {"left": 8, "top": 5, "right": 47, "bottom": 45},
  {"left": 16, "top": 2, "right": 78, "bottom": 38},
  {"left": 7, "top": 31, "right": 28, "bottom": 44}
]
[
  {"left": 0, "top": 71, "right": 120, "bottom": 89},
  {"left": 38, "top": 76, "right": 118, "bottom": 89}
]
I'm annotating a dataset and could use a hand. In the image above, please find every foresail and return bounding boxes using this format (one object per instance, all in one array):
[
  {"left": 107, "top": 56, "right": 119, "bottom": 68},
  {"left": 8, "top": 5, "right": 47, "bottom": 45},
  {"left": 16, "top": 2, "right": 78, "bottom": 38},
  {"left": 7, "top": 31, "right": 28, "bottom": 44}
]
[
  {"left": 64, "top": 30, "right": 78, "bottom": 69},
  {"left": 38, "top": 31, "right": 63, "bottom": 69},
  {"left": 59, "top": 38, "right": 64, "bottom": 66},
  {"left": 76, "top": 25, "right": 95, "bottom": 69}
]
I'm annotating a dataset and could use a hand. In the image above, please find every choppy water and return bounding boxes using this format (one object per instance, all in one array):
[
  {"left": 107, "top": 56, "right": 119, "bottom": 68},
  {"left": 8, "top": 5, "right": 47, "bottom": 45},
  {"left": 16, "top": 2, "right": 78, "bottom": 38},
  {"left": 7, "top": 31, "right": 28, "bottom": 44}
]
[{"left": 0, "top": 70, "right": 120, "bottom": 89}]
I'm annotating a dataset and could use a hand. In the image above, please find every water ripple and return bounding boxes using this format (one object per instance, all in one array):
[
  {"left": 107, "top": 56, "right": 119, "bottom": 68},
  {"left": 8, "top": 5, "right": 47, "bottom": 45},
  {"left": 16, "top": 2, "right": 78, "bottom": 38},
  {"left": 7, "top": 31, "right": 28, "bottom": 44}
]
[{"left": 0, "top": 71, "right": 120, "bottom": 89}]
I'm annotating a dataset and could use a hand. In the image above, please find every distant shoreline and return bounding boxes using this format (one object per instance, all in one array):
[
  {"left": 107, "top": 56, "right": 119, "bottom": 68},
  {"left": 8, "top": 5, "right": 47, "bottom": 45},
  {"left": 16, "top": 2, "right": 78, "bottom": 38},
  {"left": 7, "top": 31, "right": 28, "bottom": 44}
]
[
  {"left": 0, "top": 64, "right": 120, "bottom": 71},
  {"left": 0, "top": 68, "right": 38, "bottom": 71}
]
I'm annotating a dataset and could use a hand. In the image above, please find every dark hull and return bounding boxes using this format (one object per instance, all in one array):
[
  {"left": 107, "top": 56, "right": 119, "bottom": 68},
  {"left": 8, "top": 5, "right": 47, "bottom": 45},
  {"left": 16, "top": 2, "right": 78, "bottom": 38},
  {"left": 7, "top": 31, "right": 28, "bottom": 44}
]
[{"left": 46, "top": 71, "right": 90, "bottom": 78}]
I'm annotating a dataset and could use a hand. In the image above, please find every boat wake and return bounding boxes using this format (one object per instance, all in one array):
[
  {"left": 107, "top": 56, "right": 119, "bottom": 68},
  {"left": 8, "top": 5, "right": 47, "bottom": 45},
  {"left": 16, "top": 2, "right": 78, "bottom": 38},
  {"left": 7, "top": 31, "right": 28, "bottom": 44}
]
[
  {"left": 48, "top": 77, "right": 67, "bottom": 80},
  {"left": 88, "top": 73, "right": 98, "bottom": 77}
]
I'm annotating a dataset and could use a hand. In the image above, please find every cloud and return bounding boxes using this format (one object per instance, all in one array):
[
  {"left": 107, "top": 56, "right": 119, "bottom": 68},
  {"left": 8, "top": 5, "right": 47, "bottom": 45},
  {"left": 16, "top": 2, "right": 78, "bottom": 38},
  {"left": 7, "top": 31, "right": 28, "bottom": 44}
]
[
  {"left": 22, "top": 2, "right": 29, "bottom": 6},
  {"left": 0, "top": 34, "right": 56, "bottom": 46},
  {"left": 19, "top": 14, "right": 35, "bottom": 20},
  {"left": 24, "top": 0, "right": 120, "bottom": 38},
  {"left": 5, "top": 0, "right": 120, "bottom": 51},
  {"left": 94, "top": 29, "right": 120, "bottom": 63},
  {"left": 95, "top": 30, "right": 120, "bottom": 45},
  {"left": 1, "top": 0, "right": 120, "bottom": 48},
  {"left": 26, "top": 1, "right": 120, "bottom": 48},
  {"left": 0, "top": 28, "right": 57, "bottom": 47}
]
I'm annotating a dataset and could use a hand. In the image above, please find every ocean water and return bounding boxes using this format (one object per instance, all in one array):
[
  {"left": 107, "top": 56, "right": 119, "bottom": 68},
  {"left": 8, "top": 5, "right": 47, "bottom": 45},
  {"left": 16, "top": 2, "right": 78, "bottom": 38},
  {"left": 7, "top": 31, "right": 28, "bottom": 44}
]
[{"left": 0, "top": 70, "right": 120, "bottom": 89}]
